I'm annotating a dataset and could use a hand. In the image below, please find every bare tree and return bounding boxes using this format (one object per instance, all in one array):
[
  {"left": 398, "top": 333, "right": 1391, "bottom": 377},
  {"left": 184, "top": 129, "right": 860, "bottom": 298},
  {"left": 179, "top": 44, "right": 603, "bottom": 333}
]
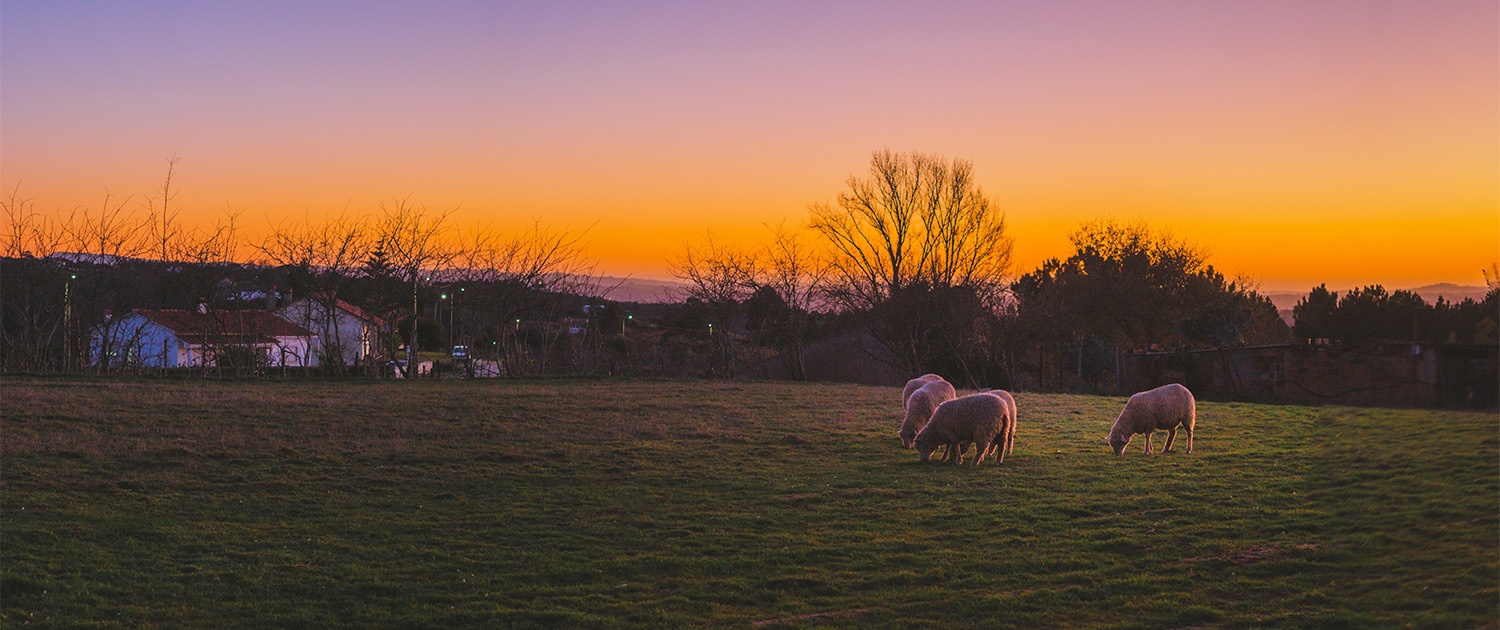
[
  {"left": 62, "top": 192, "right": 151, "bottom": 260},
  {"left": 258, "top": 209, "right": 375, "bottom": 373},
  {"left": 144, "top": 155, "right": 183, "bottom": 263},
  {"left": 177, "top": 205, "right": 244, "bottom": 265},
  {"left": 809, "top": 149, "right": 1013, "bottom": 311},
  {"left": 808, "top": 150, "right": 1014, "bottom": 375},
  {"left": 370, "top": 198, "right": 459, "bottom": 376},
  {"left": 669, "top": 232, "right": 757, "bottom": 377},
  {"left": 749, "top": 222, "right": 828, "bottom": 380},
  {"left": 449, "top": 220, "right": 596, "bottom": 376},
  {"left": 3, "top": 185, "right": 65, "bottom": 258}
]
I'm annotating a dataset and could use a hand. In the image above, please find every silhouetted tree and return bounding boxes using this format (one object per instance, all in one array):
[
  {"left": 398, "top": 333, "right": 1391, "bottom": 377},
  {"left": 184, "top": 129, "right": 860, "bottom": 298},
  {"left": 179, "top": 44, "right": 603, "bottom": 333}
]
[
  {"left": 1011, "top": 219, "right": 1287, "bottom": 391},
  {"left": 809, "top": 150, "right": 1013, "bottom": 375},
  {"left": 669, "top": 232, "right": 755, "bottom": 377},
  {"left": 1293, "top": 284, "right": 1499, "bottom": 344},
  {"left": 371, "top": 198, "right": 459, "bottom": 376}
]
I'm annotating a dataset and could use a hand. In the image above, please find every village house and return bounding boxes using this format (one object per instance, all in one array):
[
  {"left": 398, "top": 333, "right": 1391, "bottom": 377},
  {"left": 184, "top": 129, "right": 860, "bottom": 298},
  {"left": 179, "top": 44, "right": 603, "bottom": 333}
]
[
  {"left": 91, "top": 307, "right": 317, "bottom": 369},
  {"left": 275, "top": 297, "right": 387, "bottom": 368}
]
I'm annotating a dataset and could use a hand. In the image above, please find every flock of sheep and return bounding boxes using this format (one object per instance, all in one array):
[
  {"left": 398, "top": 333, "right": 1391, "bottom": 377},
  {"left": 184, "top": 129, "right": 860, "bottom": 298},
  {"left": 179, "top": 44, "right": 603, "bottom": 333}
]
[{"left": 897, "top": 375, "right": 1197, "bottom": 465}]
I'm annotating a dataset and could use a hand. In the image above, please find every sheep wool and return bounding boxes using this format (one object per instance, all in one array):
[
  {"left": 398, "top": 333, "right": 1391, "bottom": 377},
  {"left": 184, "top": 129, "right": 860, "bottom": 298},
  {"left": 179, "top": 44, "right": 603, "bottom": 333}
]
[
  {"left": 899, "top": 379, "right": 957, "bottom": 449},
  {"left": 914, "top": 392, "right": 1013, "bottom": 466},
  {"left": 981, "top": 389, "right": 1018, "bottom": 459},
  {"left": 1106, "top": 383, "right": 1196, "bottom": 456},
  {"left": 901, "top": 374, "right": 946, "bottom": 408}
]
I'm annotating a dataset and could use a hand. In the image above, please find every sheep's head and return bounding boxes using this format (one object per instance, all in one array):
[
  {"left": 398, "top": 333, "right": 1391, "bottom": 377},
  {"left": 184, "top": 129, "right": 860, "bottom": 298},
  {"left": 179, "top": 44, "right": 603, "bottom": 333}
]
[
  {"left": 899, "top": 428, "right": 918, "bottom": 449},
  {"left": 1108, "top": 433, "right": 1130, "bottom": 456},
  {"left": 913, "top": 435, "right": 938, "bottom": 462}
]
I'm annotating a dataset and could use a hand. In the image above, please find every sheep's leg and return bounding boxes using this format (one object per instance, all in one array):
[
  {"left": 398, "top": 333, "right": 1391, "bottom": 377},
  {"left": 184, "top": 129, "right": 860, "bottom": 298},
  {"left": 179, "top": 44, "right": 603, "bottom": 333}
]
[
  {"left": 1143, "top": 431, "right": 1154, "bottom": 455},
  {"left": 1163, "top": 427, "right": 1177, "bottom": 452},
  {"left": 1185, "top": 427, "right": 1193, "bottom": 454}
]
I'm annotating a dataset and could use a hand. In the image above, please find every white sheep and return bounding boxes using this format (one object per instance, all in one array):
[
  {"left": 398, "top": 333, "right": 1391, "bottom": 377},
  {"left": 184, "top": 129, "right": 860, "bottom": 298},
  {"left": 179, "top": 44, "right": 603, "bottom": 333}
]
[
  {"left": 902, "top": 374, "right": 947, "bottom": 408},
  {"left": 1104, "top": 383, "right": 1196, "bottom": 456},
  {"left": 899, "top": 379, "right": 957, "bottom": 449},
  {"left": 913, "top": 392, "right": 1012, "bottom": 466},
  {"left": 978, "top": 389, "right": 1017, "bottom": 460}
]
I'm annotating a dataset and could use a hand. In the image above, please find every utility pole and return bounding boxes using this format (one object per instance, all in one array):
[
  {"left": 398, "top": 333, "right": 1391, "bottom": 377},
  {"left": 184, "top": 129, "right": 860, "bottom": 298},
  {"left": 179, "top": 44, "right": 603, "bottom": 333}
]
[{"left": 63, "top": 274, "right": 74, "bottom": 372}]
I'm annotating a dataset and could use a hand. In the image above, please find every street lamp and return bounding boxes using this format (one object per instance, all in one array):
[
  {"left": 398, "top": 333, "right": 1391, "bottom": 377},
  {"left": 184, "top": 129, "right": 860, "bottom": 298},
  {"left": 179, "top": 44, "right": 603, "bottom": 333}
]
[
  {"left": 64, "top": 274, "right": 75, "bottom": 371},
  {"left": 440, "top": 293, "right": 451, "bottom": 351},
  {"left": 454, "top": 288, "right": 463, "bottom": 345}
]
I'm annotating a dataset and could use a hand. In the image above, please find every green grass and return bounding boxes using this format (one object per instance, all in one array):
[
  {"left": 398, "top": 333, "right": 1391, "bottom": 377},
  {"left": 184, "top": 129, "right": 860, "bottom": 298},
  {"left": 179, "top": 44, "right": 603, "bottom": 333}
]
[{"left": 3, "top": 377, "right": 1496, "bottom": 628}]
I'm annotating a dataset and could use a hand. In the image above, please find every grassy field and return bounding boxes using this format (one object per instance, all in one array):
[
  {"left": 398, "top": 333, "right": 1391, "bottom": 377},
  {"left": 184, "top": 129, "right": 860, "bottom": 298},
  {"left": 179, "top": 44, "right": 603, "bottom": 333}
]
[{"left": 2, "top": 377, "right": 1495, "bottom": 628}]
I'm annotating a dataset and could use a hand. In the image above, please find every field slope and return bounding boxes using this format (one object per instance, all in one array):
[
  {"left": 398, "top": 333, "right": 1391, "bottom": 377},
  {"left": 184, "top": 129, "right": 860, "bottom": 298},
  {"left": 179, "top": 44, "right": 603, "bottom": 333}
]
[{"left": 3, "top": 378, "right": 1496, "bottom": 628}]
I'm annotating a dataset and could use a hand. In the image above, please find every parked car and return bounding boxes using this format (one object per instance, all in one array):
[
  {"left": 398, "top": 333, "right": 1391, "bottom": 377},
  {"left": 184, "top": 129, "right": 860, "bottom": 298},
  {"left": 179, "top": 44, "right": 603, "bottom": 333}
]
[{"left": 452, "top": 345, "right": 470, "bottom": 360}]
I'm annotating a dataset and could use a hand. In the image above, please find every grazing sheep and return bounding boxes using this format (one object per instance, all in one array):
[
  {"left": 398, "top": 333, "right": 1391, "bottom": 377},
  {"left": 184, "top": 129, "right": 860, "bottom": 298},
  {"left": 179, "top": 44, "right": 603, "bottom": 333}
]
[
  {"left": 899, "top": 379, "right": 957, "bottom": 449},
  {"left": 1104, "top": 383, "right": 1196, "bottom": 456},
  {"left": 977, "top": 389, "right": 1017, "bottom": 460},
  {"left": 902, "top": 374, "right": 947, "bottom": 408},
  {"left": 914, "top": 392, "right": 1012, "bottom": 466}
]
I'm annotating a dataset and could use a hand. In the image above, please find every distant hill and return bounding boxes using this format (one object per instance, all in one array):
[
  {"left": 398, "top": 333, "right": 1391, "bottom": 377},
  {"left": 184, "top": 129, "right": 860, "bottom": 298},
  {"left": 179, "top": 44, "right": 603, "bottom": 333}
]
[{"left": 595, "top": 276, "right": 685, "bottom": 303}]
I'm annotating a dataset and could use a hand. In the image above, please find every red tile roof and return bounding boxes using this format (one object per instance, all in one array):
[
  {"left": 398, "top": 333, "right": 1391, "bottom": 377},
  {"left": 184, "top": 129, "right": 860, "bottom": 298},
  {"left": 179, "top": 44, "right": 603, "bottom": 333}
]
[
  {"left": 332, "top": 299, "right": 385, "bottom": 327},
  {"left": 292, "top": 295, "right": 387, "bottom": 327},
  {"left": 134, "top": 309, "right": 315, "bottom": 344}
]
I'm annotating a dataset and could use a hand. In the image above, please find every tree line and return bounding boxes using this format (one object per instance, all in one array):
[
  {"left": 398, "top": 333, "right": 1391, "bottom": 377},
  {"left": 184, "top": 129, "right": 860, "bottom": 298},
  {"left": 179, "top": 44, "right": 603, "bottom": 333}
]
[{"left": 5, "top": 151, "right": 1495, "bottom": 389}]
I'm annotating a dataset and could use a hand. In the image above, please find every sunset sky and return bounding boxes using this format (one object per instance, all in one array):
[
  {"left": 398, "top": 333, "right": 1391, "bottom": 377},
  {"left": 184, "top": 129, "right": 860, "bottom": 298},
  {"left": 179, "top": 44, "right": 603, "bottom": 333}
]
[{"left": 3, "top": 1, "right": 1496, "bottom": 292}]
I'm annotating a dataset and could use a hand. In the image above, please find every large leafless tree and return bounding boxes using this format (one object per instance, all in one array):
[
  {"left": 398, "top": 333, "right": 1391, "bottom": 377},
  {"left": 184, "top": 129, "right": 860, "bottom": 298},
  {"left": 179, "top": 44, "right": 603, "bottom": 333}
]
[
  {"left": 448, "top": 220, "right": 597, "bottom": 376},
  {"left": 809, "top": 150, "right": 1014, "bottom": 376},
  {"left": 371, "top": 198, "right": 460, "bottom": 375},
  {"left": 809, "top": 149, "right": 1013, "bottom": 311},
  {"left": 669, "top": 232, "right": 757, "bottom": 377},
  {"left": 751, "top": 223, "right": 828, "bottom": 379},
  {"left": 257, "top": 209, "right": 375, "bottom": 372}
]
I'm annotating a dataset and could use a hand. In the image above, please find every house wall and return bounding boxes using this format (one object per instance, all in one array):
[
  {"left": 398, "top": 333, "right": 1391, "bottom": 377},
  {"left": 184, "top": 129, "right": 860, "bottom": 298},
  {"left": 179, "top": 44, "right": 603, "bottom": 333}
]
[
  {"left": 91, "top": 314, "right": 180, "bottom": 368},
  {"left": 277, "top": 301, "right": 375, "bottom": 367},
  {"left": 93, "top": 312, "right": 318, "bottom": 370},
  {"left": 269, "top": 336, "right": 315, "bottom": 367}
]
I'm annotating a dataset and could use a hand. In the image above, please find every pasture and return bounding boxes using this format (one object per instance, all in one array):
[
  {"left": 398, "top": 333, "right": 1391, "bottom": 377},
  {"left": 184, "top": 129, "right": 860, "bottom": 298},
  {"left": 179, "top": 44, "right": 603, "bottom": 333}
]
[{"left": 2, "top": 377, "right": 1495, "bottom": 628}]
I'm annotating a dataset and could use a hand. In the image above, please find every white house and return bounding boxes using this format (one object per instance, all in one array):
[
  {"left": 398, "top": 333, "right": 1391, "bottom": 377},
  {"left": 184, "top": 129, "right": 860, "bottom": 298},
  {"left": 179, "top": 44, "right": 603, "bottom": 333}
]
[
  {"left": 91, "top": 308, "right": 317, "bottom": 369},
  {"left": 275, "top": 297, "right": 387, "bottom": 367}
]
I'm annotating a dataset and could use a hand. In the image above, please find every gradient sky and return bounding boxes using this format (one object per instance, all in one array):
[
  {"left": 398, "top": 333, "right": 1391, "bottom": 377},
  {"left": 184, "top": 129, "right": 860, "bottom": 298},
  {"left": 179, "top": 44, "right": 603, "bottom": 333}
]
[{"left": 3, "top": 1, "right": 1496, "bottom": 292}]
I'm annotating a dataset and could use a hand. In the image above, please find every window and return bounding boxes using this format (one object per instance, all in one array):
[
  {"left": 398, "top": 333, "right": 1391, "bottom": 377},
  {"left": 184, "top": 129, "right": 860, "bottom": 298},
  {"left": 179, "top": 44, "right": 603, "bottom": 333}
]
[{"left": 1257, "top": 355, "right": 1285, "bottom": 381}]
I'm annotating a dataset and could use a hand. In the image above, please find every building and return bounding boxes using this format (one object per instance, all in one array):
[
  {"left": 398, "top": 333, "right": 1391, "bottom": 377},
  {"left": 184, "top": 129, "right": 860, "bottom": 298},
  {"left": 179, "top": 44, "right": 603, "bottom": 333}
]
[
  {"left": 91, "top": 308, "right": 317, "bottom": 369},
  {"left": 276, "top": 297, "right": 387, "bottom": 367}
]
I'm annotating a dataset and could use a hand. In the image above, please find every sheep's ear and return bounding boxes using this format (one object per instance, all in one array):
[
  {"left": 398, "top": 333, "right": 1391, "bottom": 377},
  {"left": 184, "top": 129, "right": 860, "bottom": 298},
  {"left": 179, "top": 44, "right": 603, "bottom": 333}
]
[{"left": 1098, "top": 436, "right": 1110, "bottom": 445}]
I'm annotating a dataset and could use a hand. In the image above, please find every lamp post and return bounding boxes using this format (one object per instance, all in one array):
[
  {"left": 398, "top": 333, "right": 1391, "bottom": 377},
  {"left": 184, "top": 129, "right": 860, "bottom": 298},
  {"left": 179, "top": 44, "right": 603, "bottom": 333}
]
[
  {"left": 440, "top": 292, "right": 450, "bottom": 351},
  {"left": 63, "top": 274, "right": 75, "bottom": 372}
]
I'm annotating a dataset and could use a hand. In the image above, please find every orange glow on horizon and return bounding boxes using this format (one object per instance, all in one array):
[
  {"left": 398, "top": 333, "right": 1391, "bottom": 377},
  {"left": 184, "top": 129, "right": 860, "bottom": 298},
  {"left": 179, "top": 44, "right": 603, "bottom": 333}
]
[{"left": 3, "top": 2, "right": 1495, "bottom": 294}]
